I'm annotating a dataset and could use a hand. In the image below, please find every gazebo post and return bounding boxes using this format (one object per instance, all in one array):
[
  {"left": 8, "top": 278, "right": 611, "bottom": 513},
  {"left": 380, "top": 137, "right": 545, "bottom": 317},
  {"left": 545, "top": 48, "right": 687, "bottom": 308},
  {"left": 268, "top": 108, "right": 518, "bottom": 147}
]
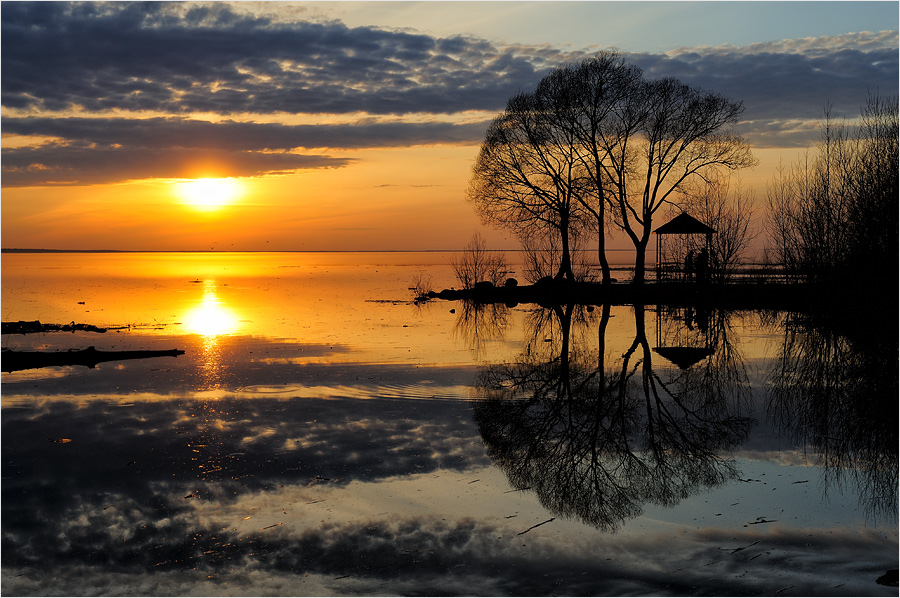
[{"left": 655, "top": 233, "right": 660, "bottom": 281}]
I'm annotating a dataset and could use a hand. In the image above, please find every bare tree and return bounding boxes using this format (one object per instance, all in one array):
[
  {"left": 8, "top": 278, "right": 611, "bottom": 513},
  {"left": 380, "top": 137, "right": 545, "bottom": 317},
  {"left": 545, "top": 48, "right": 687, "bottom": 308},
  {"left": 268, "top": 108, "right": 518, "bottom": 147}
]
[
  {"left": 533, "top": 52, "right": 645, "bottom": 285},
  {"left": 468, "top": 53, "right": 754, "bottom": 285},
  {"left": 676, "top": 177, "right": 758, "bottom": 283},
  {"left": 766, "top": 94, "right": 898, "bottom": 285},
  {"left": 521, "top": 228, "right": 595, "bottom": 284},
  {"left": 606, "top": 78, "right": 756, "bottom": 283},
  {"left": 846, "top": 92, "right": 899, "bottom": 283},
  {"left": 467, "top": 92, "right": 589, "bottom": 282}
]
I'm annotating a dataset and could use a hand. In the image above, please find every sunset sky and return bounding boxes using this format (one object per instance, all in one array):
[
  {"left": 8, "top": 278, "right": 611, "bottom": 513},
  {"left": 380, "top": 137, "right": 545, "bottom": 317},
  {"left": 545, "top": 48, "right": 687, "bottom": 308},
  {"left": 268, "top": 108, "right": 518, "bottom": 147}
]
[{"left": 2, "top": 1, "right": 897, "bottom": 251}]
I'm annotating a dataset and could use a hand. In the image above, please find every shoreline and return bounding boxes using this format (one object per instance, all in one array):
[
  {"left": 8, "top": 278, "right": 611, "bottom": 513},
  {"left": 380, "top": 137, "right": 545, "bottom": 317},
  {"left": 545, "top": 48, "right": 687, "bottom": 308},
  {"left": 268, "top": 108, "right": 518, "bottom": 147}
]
[{"left": 426, "top": 280, "right": 885, "bottom": 312}]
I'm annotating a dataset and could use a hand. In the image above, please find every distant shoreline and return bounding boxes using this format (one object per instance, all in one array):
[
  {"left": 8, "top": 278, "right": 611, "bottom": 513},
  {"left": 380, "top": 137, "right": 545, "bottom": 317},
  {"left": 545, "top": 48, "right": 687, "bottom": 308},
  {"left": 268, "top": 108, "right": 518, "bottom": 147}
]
[
  {"left": 3, "top": 248, "right": 130, "bottom": 253},
  {"left": 1, "top": 248, "right": 644, "bottom": 254},
  {"left": 1, "top": 248, "right": 461, "bottom": 254}
]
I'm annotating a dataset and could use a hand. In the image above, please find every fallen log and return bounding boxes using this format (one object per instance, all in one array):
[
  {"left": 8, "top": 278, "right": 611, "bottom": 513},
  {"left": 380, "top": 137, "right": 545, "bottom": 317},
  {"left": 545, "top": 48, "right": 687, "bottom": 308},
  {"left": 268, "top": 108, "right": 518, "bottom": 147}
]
[{"left": 2, "top": 346, "right": 185, "bottom": 372}]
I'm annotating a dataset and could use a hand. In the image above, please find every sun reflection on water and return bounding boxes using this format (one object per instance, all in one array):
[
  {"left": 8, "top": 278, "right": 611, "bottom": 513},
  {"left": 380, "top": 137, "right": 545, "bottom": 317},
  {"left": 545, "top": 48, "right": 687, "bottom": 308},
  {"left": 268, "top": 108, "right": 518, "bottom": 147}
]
[
  {"left": 183, "top": 281, "right": 241, "bottom": 394},
  {"left": 181, "top": 280, "right": 241, "bottom": 481},
  {"left": 184, "top": 282, "right": 240, "bottom": 338}
]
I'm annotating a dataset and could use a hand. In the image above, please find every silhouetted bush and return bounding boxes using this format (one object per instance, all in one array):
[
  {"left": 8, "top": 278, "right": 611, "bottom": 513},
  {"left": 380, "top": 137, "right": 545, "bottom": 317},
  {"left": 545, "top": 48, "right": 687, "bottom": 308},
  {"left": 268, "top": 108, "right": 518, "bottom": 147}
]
[
  {"left": 451, "top": 232, "right": 508, "bottom": 289},
  {"left": 767, "top": 93, "right": 898, "bottom": 288}
]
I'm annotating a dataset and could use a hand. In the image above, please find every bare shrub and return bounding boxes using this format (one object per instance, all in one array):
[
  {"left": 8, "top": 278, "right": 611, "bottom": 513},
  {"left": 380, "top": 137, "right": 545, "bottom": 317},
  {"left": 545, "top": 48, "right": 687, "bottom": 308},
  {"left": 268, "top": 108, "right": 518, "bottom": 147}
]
[
  {"left": 675, "top": 177, "right": 758, "bottom": 283},
  {"left": 452, "top": 232, "right": 509, "bottom": 288},
  {"left": 522, "top": 232, "right": 595, "bottom": 284},
  {"left": 410, "top": 273, "right": 434, "bottom": 303},
  {"left": 766, "top": 94, "right": 898, "bottom": 285}
]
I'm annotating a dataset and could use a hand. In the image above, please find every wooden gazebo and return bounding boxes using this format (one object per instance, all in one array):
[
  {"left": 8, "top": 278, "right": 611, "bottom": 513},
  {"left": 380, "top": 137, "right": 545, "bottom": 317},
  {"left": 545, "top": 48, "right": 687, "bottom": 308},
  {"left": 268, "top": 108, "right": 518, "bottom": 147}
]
[{"left": 654, "top": 212, "right": 716, "bottom": 281}]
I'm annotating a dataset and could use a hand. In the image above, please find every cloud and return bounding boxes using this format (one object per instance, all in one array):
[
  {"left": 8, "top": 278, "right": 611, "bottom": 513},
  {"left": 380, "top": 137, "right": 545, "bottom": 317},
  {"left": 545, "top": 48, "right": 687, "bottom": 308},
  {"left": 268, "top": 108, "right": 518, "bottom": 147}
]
[
  {"left": 7, "top": 3, "right": 890, "bottom": 121},
  {"left": 634, "top": 32, "right": 899, "bottom": 145},
  {"left": 2, "top": 117, "right": 487, "bottom": 151},
  {"left": 3, "top": 118, "right": 486, "bottom": 187},
  {"left": 1, "top": 1, "right": 896, "bottom": 188},
  {"left": 1, "top": 142, "right": 350, "bottom": 186},
  {"left": 671, "top": 30, "right": 899, "bottom": 56},
  {"left": 642, "top": 45, "right": 898, "bottom": 122},
  {"left": 1, "top": 2, "right": 562, "bottom": 116},
  {"left": 1, "top": 116, "right": 488, "bottom": 186}
]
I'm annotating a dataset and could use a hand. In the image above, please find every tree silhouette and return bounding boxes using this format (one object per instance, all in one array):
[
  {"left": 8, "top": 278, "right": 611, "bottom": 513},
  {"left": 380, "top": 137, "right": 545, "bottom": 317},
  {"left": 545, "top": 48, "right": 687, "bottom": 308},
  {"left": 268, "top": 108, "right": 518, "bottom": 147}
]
[
  {"left": 467, "top": 91, "right": 589, "bottom": 282},
  {"left": 767, "top": 93, "right": 898, "bottom": 288},
  {"left": 531, "top": 53, "right": 645, "bottom": 284},
  {"left": 468, "top": 52, "right": 755, "bottom": 284},
  {"left": 669, "top": 177, "right": 758, "bottom": 283},
  {"left": 610, "top": 79, "right": 755, "bottom": 283}
]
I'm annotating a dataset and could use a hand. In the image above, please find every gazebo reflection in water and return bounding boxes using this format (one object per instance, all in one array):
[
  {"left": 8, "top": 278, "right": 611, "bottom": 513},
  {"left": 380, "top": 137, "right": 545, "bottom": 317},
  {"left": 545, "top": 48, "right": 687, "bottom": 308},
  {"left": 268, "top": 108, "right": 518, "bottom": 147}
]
[{"left": 653, "top": 304, "right": 714, "bottom": 370}]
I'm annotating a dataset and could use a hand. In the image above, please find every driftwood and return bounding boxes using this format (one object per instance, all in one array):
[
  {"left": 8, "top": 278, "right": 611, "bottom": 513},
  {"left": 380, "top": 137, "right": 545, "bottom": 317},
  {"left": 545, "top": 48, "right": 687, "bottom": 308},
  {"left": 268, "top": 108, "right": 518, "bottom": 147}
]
[
  {"left": 2, "top": 320, "right": 108, "bottom": 335},
  {"left": 2, "top": 346, "right": 185, "bottom": 372}
]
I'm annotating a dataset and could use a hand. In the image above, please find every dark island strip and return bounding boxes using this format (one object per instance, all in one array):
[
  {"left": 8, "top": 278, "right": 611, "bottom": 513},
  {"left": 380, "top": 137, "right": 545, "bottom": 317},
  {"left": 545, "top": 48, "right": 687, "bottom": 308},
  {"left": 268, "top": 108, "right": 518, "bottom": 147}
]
[
  {"left": 2, "top": 320, "right": 113, "bottom": 335},
  {"left": 424, "top": 280, "right": 862, "bottom": 312}
]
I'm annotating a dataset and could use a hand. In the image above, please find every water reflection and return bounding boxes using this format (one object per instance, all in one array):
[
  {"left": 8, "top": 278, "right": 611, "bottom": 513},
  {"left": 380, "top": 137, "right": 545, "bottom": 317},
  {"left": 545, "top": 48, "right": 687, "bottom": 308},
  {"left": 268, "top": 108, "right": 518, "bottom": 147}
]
[
  {"left": 767, "top": 314, "right": 898, "bottom": 522},
  {"left": 470, "top": 302, "right": 754, "bottom": 532},
  {"left": 183, "top": 280, "right": 240, "bottom": 393},
  {"left": 450, "top": 300, "right": 509, "bottom": 359},
  {"left": 0, "top": 394, "right": 492, "bottom": 594},
  {"left": 183, "top": 281, "right": 241, "bottom": 338},
  {"left": 2, "top": 251, "right": 897, "bottom": 595}
]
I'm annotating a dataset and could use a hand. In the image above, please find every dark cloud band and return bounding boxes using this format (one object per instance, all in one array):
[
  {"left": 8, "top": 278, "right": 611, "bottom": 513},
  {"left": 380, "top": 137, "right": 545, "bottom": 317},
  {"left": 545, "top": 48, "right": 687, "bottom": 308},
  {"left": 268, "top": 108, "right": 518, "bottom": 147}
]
[
  {"left": 1, "top": 116, "right": 488, "bottom": 186},
  {"left": 4, "top": 3, "right": 893, "bottom": 119},
  {"left": 1, "top": 2, "right": 896, "bottom": 186},
  {"left": 0, "top": 2, "right": 557, "bottom": 116}
]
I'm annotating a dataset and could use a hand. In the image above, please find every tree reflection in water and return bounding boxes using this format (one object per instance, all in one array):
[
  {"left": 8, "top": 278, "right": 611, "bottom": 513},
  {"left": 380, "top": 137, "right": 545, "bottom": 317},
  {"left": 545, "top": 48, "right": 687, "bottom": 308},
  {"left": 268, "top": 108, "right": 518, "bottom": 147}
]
[
  {"left": 451, "top": 299, "right": 510, "bottom": 360},
  {"left": 467, "top": 301, "right": 754, "bottom": 532},
  {"left": 768, "top": 314, "right": 898, "bottom": 522}
]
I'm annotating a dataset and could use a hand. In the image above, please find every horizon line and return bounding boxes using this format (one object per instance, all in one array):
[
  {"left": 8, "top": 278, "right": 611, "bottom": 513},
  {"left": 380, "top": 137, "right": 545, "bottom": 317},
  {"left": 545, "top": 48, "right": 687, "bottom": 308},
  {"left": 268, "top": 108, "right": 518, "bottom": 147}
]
[{"left": 2, "top": 247, "right": 648, "bottom": 254}]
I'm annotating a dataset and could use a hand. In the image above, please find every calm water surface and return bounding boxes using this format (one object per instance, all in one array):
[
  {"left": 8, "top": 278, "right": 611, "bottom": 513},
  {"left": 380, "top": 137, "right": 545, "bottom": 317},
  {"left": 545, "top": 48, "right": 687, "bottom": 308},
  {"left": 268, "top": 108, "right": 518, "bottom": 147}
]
[{"left": 2, "top": 252, "right": 896, "bottom": 596}]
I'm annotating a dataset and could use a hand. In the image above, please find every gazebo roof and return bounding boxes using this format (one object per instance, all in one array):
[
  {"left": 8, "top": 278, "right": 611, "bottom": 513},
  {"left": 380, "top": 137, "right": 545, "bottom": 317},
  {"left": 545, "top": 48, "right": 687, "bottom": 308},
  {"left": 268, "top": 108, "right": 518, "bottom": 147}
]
[{"left": 654, "top": 212, "right": 716, "bottom": 235}]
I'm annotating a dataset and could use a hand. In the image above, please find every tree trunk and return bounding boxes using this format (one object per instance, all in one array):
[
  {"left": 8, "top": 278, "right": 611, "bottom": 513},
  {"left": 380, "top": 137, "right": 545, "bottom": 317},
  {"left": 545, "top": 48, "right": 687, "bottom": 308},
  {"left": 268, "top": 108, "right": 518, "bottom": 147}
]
[
  {"left": 632, "top": 240, "right": 648, "bottom": 284},
  {"left": 633, "top": 303, "right": 647, "bottom": 345},
  {"left": 556, "top": 304, "right": 573, "bottom": 393},
  {"left": 556, "top": 214, "right": 576, "bottom": 281},
  {"left": 598, "top": 211, "right": 611, "bottom": 284}
]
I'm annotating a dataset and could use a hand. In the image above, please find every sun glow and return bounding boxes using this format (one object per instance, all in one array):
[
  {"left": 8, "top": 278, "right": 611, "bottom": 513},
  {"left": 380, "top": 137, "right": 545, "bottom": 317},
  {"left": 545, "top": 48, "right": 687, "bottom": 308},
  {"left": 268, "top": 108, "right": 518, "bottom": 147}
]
[
  {"left": 184, "top": 282, "right": 241, "bottom": 337},
  {"left": 176, "top": 178, "right": 243, "bottom": 210}
]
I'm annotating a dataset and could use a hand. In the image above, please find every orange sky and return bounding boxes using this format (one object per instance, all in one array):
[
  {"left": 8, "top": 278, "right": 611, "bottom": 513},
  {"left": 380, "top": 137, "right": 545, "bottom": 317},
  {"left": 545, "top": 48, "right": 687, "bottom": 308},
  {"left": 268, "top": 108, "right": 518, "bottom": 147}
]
[
  {"left": 1, "top": 145, "right": 492, "bottom": 251},
  {"left": 1, "top": 2, "right": 896, "bottom": 251}
]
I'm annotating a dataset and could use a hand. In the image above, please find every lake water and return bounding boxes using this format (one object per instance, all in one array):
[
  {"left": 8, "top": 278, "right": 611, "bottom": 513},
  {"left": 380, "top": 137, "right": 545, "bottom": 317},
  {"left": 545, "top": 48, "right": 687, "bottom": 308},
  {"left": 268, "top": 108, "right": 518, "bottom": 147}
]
[{"left": 2, "top": 252, "right": 896, "bottom": 596}]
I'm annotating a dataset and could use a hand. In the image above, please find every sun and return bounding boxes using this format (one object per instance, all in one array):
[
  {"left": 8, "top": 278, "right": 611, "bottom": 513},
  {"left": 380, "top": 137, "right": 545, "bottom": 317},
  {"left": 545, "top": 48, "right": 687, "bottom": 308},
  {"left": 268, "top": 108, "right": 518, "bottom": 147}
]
[{"left": 176, "top": 178, "right": 243, "bottom": 210}]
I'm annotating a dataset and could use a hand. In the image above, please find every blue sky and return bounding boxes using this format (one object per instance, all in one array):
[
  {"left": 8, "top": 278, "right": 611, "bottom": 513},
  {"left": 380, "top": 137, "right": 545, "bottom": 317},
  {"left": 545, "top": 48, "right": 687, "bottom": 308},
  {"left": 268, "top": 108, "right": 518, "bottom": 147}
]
[{"left": 312, "top": 1, "right": 899, "bottom": 51}]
